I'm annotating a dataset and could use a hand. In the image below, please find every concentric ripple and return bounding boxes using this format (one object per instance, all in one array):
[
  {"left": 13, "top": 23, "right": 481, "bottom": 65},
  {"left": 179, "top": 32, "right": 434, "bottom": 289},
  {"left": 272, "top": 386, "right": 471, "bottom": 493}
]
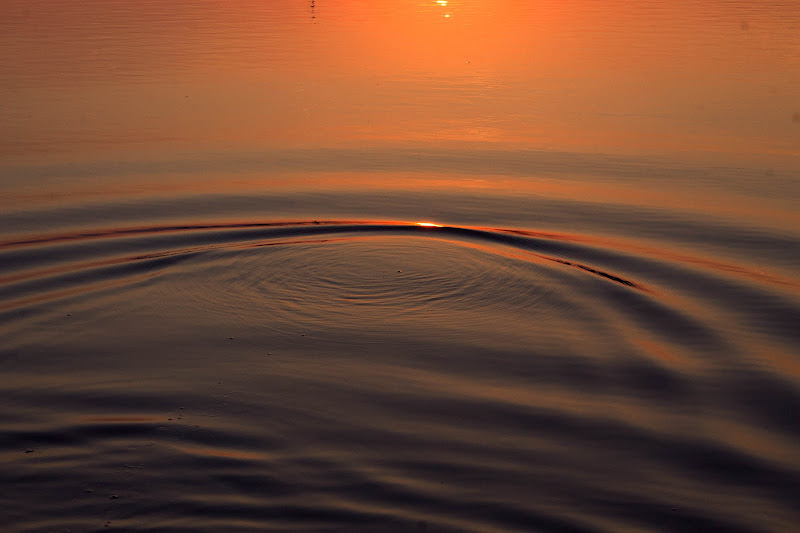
[
  {"left": 1, "top": 220, "right": 799, "bottom": 532},
  {"left": 166, "top": 235, "right": 570, "bottom": 340}
]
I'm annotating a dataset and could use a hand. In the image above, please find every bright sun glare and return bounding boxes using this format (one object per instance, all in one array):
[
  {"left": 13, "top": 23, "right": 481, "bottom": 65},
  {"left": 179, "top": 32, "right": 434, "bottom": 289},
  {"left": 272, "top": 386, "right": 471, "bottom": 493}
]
[{"left": 416, "top": 222, "right": 442, "bottom": 227}]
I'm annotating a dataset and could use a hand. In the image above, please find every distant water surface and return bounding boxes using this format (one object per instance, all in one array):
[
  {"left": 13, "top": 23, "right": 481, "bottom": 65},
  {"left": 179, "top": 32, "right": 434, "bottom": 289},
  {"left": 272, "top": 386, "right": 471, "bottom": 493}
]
[{"left": 1, "top": 1, "right": 798, "bottom": 531}]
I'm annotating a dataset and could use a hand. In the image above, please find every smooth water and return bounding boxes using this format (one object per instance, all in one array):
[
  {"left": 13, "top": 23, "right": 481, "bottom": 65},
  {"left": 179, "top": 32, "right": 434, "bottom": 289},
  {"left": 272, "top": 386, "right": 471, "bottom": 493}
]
[{"left": 1, "top": 2, "right": 799, "bottom": 532}]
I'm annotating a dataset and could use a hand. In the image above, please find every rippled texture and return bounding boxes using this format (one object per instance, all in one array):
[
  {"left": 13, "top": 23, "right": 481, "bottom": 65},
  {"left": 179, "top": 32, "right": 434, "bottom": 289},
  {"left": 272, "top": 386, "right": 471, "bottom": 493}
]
[
  {"left": 1, "top": 1, "right": 799, "bottom": 532},
  {"left": 2, "top": 218, "right": 799, "bottom": 531}
]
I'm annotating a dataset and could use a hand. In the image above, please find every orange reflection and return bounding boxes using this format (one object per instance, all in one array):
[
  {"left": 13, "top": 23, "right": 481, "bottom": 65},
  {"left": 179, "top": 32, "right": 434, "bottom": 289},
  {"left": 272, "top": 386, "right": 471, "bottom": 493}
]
[
  {"left": 172, "top": 444, "right": 266, "bottom": 461},
  {"left": 1, "top": 0, "right": 796, "bottom": 161},
  {"left": 81, "top": 416, "right": 160, "bottom": 423}
]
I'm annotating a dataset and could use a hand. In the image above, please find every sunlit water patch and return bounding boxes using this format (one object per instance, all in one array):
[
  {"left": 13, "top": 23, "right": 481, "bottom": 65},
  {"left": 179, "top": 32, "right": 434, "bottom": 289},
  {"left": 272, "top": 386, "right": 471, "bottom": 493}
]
[{"left": 1, "top": 219, "right": 798, "bottom": 532}]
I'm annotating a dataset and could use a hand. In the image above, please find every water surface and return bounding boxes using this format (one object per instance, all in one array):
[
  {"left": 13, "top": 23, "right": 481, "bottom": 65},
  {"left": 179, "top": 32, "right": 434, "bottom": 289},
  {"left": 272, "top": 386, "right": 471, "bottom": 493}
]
[{"left": 1, "top": 1, "right": 799, "bottom": 531}]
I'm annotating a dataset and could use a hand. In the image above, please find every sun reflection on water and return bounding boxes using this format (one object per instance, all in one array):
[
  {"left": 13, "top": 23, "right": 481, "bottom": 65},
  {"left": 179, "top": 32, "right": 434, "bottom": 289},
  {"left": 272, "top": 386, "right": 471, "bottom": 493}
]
[{"left": 435, "top": 0, "right": 451, "bottom": 18}]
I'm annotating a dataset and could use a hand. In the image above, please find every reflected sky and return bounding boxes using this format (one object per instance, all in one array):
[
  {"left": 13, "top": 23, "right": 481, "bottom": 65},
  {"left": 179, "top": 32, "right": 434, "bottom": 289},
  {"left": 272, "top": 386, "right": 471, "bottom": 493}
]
[{"left": 1, "top": 0, "right": 798, "bottom": 165}]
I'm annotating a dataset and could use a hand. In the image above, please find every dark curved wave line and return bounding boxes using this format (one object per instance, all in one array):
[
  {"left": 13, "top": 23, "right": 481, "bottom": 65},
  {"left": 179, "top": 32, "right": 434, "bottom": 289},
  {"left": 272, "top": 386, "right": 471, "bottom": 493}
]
[
  {"left": 4, "top": 218, "right": 788, "bottom": 290},
  {"left": 0, "top": 220, "right": 648, "bottom": 293},
  {"left": 0, "top": 220, "right": 370, "bottom": 250},
  {"left": 498, "top": 228, "right": 799, "bottom": 290}
]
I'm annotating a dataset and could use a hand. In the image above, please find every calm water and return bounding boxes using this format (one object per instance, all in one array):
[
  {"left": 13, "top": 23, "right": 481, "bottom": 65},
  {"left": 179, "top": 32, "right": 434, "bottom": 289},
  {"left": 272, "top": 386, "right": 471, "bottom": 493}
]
[{"left": 1, "top": 1, "right": 799, "bottom": 531}]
